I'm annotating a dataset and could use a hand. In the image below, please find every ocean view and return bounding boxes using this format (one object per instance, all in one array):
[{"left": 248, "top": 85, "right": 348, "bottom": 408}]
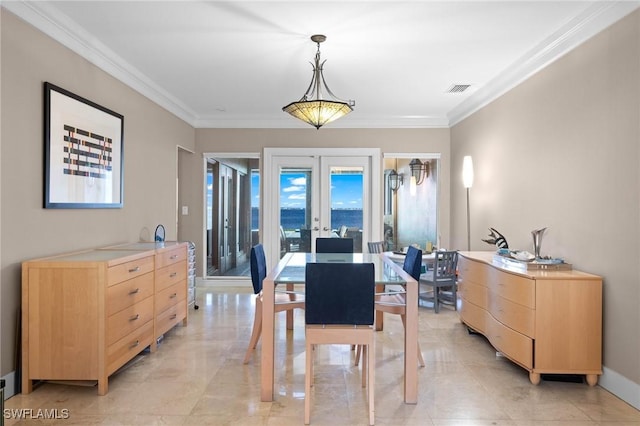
[{"left": 252, "top": 207, "right": 363, "bottom": 231}]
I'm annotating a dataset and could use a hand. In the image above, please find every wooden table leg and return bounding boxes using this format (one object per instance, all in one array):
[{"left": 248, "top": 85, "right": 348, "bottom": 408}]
[
  {"left": 261, "top": 276, "right": 276, "bottom": 402},
  {"left": 375, "top": 284, "right": 384, "bottom": 331},
  {"left": 404, "top": 279, "right": 418, "bottom": 404},
  {"left": 286, "top": 283, "right": 294, "bottom": 330}
]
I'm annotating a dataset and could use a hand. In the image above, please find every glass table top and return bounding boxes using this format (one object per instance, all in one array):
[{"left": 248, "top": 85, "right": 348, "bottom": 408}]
[{"left": 274, "top": 252, "right": 406, "bottom": 284}]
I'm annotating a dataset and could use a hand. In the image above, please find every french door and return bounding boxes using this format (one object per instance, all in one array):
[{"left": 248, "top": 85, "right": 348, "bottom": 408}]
[{"left": 263, "top": 148, "right": 381, "bottom": 268}]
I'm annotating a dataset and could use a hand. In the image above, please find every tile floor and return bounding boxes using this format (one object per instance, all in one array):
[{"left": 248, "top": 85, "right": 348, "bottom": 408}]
[{"left": 5, "top": 286, "right": 640, "bottom": 425}]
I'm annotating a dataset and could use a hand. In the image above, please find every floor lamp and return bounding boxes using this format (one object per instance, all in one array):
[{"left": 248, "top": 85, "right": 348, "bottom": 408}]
[{"left": 462, "top": 156, "right": 474, "bottom": 251}]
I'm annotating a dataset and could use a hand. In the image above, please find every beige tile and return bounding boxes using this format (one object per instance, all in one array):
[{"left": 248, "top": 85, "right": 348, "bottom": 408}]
[{"left": 5, "top": 287, "right": 639, "bottom": 426}]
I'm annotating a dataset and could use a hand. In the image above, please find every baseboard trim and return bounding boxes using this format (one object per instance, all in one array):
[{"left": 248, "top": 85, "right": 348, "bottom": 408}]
[
  {"left": 2, "top": 371, "right": 16, "bottom": 400},
  {"left": 600, "top": 366, "right": 640, "bottom": 410}
]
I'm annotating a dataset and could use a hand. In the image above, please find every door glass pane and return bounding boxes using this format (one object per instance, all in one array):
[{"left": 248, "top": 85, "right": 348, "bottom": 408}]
[
  {"left": 251, "top": 168, "right": 260, "bottom": 247},
  {"left": 329, "top": 166, "right": 364, "bottom": 253},
  {"left": 279, "top": 167, "right": 312, "bottom": 258}
]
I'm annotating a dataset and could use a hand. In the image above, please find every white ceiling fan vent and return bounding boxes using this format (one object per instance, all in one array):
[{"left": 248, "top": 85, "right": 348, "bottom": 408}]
[{"left": 446, "top": 84, "right": 471, "bottom": 93}]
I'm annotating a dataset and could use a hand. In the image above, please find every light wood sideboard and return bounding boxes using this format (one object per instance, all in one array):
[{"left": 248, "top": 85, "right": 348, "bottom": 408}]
[
  {"left": 457, "top": 251, "right": 602, "bottom": 385},
  {"left": 21, "top": 242, "right": 188, "bottom": 395}
]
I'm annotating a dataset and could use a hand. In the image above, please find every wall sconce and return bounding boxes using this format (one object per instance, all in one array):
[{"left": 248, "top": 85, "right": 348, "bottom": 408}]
[
  {"left": 388, "top": 169, "right": 403, "bottom": 192},
  {"left": 409, "top": 158, "right": 429, "bottom": 186}
]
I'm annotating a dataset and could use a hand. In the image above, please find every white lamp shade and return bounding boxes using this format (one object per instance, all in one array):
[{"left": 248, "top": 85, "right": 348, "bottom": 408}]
[{"left": 462, "top": 156, "right": 474, "bottom": 188}]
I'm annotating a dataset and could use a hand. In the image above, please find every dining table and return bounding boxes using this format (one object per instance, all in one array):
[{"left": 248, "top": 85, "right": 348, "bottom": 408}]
[{"left": 260, "top": 252, "right": 419, "bottom": 404}]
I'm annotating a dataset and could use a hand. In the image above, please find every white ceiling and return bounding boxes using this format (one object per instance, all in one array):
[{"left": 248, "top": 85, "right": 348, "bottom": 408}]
[{"left": 5, "top": 1, "right": 639, "bottom": 129}]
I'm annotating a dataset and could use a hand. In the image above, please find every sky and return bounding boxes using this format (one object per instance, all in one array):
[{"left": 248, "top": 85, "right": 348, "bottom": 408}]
[{"left": 251, "top": 171, "right": 363, "bottom": 209}]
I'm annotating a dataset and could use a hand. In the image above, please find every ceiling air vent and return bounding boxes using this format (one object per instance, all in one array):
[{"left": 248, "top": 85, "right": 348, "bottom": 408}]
[{"left": 446, "top": 84, "right": 471, "bottom": 93}]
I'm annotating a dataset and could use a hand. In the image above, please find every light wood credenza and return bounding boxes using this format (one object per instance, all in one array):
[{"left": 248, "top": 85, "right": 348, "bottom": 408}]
[
  {"left": 21, "top": 242, "right": 188, "bottom": 395},
  {"left": 457, "top": 251, "right": 602, "bottom": 385}
]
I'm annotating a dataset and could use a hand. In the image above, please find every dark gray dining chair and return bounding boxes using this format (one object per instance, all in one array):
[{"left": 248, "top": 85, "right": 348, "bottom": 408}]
[
  {"left": 419, "top": 250, "right": 459, "bottom": 313},
  {"left": 315, "top": 237, "right": 353, "bottom": 253},
  {"left": 304, "top": 262, "right": 375, "bottom": 425},
  {"left": 367, "top": 241, "right": 385, "bottom": 253}
]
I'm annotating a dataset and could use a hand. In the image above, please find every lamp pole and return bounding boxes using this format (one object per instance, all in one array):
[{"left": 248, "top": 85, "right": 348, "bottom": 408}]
[
  {"left": 462, "top": 156, "right": 474, "bottom": 251},
  {"left": 466, "top": 187, "right": 471, "bottom": 251}
]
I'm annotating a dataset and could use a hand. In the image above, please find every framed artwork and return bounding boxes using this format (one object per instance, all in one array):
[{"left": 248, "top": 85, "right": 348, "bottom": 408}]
[{"left": 44, "top": 82, "right": 124, "bottom": 208}]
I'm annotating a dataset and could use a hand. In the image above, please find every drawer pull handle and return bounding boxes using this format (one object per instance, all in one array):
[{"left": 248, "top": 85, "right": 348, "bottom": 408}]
[
  {"left": 130, "top": 340, "right": 140, "bottom": 349},
  {"left": 129, "top": 288, "right": 140, "bottom": 295},
  {"left": 128, "top": 266, "right": 140, "bottom": 273},
  {"left": 170, "top": 272, "right": 177, "bottom": 278},
  {"left": 170, "top": 255, "right": 178, "bottom": 260},
  {"left": 130, "top": 314, "right": 140, "bottom": 321},
  {"left": 170, "top": 314, "right": 177, "bottom": 320},
  {"left": 170, "top": 293, "right": 177, "bottom": 299}
]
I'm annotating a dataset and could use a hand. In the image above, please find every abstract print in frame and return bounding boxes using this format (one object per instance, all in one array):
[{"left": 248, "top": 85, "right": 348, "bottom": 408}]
[{"left": 44, "top": 82, "right": 124, "bottom": 208}]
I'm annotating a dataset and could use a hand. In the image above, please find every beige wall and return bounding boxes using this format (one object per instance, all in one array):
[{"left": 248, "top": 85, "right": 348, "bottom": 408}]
[
  {"left": 451, "top": 10, "right": 640, "bottom": 391},
  {"left": 0, "top": 10, "right": 195, "bottom": 378},
  {"left": 189, "top": 128, "right": 451, "bottom": 276}
]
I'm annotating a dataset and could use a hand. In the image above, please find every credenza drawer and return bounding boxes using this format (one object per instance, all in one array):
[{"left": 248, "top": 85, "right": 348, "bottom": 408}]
[
  {"left": 459, "top": 297, "right": 487, "bottom": 334},
  {"left": 155, "top": 261, "right": 187, "bottom": 292},
  {"left": 486, "top": 313, "right": 533, "bottom": 369},
  {"left": 107, "top": 296, "right": 154, "bottom": 346},
  {"left": 106, "top": 272, "right": 154, "bottom": 316},
  {"left": 459, "top": 280, "right": 488, "bottom": 309},
  {"left": 156, "top": 246, "right": 186, "bottom": 269},
  {"left": 107, "top": 320, "right": 154, "bottom": 375},
  {"left": 156, "top": 281, "right": 186, "bottom": 314},
  {"left": 458, "top": 256, "right": 489, "bottom": 286},
  {"left": 488, "top": 292, "right": 534, "bottom": 337},
  {"left": 156, "top": 301, "right": 187, "bottom": 337},
  {"left": 107, "top": 256, "right": 155, "bottom": 287},
  {"left": 488, "top": 269, "right": 535, "bottom": 308}
]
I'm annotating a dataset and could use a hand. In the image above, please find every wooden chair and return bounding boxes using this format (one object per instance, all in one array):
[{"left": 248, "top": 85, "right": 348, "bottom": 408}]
[
  {"left": 356, "top": 245, "right": 425, "bottom": 367},
  {"left": 304, "top": 262, "right": 375, "bottom": 425},
  {"left": 315, "top": 237, "right": 353, "bottom": 253},
  {"left": 419, "top": 250, "right": 458, "bottom": 313},
  {"left": 243, "top": 244, "right": 305, "bottom": 364}
]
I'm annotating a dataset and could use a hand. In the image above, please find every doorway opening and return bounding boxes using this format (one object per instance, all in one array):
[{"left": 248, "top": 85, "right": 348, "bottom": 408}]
[
  {"left": 383, "top": 154, "right": 440, "bottom": 252},
  {"left": 205, "top": 155, "right": 259, "bottom": 278}
]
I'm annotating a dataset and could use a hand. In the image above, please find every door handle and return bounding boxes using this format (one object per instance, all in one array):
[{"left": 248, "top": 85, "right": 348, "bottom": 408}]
[
  {"left": 323, "top": 227, "right": 330, "bottom": 231},
  {"left": 312, "top": 227, "right": 319, "bottom": 231}
]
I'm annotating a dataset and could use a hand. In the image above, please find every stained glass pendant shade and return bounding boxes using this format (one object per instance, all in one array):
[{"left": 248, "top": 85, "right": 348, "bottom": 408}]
[{"left": 283, "top": 34, "right": 355, "bottom": 129}]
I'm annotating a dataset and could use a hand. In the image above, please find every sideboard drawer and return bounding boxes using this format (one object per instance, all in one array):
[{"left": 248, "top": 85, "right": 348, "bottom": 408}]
[
  {"left": 488, "top": 292, "right": 534, "bottom": 337},
  {"left": 486, "top": 313, "right": 533, "bottom": 369},
  {"left": 458, "top": 256, "right": 489, "bottom": 286},
  {"left": 156, "top": 261, "right": 186, "bottom": 292},
  {"left": 107, "top": 320, "right": 154, "bottom": 375},
  {"left": 106, "top": 272, "right": 154, "bottom": 316},
  {"left": 488, "top": 269, "right": 535, "bottom": 308},
  {"left": 107, "top": 296, "right": 154, "bottom": 346},
  {"left": 107, "top": 256, "right": 155, "bottom": 287},
  {"left": 459, "top": 280, "right": 488, "bottom": 309},
  {"left": 156, "top": 301, "right": 187, "bottom": 337},
  {"left": 459, "top": 297, "right": 487, "bottom": 334},
  {"left": 156, "top": 246, "right": 186, "bottom": 269},
  {"left": 156, "top": 281, "right": 186, "bottom": 315}
]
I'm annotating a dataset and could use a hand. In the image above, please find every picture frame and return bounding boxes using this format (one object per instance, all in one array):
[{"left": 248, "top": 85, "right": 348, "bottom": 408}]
[{"left": 44, "top": 82, "right": 124, "bottom": 208}]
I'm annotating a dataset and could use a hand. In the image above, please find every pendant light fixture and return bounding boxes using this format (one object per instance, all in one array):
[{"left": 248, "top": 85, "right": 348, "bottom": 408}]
[{"left": 282, "top": 34, "right": 355, "bottom": 129}]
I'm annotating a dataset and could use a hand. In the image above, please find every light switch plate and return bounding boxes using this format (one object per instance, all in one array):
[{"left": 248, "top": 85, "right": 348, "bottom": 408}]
[{"left": 181, "top": 206, "right": 188, "bottom": 215}]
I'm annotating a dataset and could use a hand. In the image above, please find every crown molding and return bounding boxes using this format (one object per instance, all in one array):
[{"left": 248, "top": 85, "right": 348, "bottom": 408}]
[
  {"left": 447, "top": 1, "right": 640, "bottom": 127},
  {"left": 2, "top": 0, "right": 199, "bottom": 126},
  {"left": 5, "top": 1, "right": 638, "bottom": 129}
]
